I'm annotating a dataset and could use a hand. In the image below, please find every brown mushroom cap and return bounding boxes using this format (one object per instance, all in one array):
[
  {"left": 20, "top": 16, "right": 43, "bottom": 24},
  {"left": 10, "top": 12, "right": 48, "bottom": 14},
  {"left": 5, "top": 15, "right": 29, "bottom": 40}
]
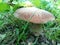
[{"left": 14, "top": 7, "right": 55, "bottom": 24}]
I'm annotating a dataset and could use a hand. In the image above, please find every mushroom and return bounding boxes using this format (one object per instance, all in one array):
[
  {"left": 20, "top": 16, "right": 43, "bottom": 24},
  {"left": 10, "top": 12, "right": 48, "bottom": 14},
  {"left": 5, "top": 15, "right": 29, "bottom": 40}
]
[{"left": 14, "top": 7, "right": 55, "bottom": 36}]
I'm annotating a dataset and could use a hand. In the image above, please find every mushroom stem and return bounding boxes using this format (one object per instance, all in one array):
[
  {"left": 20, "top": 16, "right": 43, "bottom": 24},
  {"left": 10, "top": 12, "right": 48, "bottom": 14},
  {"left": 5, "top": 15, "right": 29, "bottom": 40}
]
[
  {"left": 30, "top": 24, "right": 43, "bottom": 36},
  {"left": 28, "top": 42, "right": 32, "bottom": 45}
]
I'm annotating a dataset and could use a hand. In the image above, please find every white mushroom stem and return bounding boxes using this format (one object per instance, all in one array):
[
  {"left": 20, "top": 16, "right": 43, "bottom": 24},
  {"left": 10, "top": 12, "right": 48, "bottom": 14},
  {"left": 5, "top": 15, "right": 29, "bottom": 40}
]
[
  {"left": 28, "top": 42, "right": 32, "bottom": 45},
  {"left": 30, "top": 24, "right": 42, "bottom": 36}
]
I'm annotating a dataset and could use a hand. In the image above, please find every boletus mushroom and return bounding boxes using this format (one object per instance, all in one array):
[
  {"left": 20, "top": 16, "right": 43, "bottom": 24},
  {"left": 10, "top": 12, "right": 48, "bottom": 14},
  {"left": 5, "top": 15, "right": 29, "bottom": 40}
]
[{"left": 14, "top": 7, "right": 55, "bottom": 36}]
